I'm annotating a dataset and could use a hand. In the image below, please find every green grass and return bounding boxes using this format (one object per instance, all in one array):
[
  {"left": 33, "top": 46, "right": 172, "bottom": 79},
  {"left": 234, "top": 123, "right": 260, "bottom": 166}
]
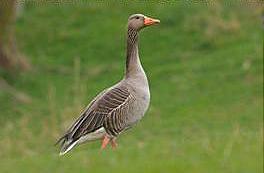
[{"left": 0, "top": 1, "right": 263, "bottom": 173}]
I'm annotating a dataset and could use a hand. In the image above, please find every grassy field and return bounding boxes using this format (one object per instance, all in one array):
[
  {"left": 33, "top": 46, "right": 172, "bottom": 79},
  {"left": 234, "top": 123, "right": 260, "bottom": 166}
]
[{"left": 0, "top": 1, "right": 263, "bottom": 173}]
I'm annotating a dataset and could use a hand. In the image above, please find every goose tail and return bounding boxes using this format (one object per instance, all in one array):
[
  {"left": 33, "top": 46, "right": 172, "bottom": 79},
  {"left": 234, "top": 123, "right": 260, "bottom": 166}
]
[{"left": 56, "top": 134, "right": 78, "bottom": 156}]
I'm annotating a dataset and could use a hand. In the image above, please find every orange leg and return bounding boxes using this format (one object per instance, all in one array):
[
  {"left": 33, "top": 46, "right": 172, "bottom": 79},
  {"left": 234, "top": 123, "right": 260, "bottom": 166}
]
[
  {"left": 111, "top": 138, "right": 118, "bottom": 149},
  {"left": 101, "top": 135, "right": 110, "bottom": 150}
]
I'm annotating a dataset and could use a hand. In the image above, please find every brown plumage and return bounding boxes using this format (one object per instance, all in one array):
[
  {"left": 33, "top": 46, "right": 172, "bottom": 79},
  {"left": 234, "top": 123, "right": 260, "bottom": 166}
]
[{"left": 57, "top": 14, "right": 160, "bottom": 155}]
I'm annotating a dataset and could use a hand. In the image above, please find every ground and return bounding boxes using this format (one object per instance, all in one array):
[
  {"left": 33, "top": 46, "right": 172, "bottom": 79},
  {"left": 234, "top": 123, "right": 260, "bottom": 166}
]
[{"left": 0, "top": 1, "right": 262, "bottom": 173}]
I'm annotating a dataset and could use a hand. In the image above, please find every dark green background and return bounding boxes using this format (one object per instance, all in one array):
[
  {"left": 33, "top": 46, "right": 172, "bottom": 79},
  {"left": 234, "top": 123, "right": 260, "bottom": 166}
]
[{"left": 0, "top": 1, "right": 262, "bottom": 173}]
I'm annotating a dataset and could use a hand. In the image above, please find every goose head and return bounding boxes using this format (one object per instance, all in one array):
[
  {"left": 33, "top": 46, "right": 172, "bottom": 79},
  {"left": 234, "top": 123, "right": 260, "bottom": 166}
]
[{"left": 128, "top": 14, "right": 160, "bottom": 31}]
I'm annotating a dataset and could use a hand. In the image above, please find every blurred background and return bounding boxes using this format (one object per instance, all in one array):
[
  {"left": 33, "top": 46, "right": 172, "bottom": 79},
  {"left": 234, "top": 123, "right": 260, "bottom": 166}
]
[{"left": 0, "top": 1, "right": 263, "bottom": 173}]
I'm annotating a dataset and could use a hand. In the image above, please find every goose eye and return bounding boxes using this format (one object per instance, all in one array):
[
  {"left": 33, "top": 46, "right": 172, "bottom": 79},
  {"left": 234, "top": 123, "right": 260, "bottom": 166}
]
[{"left": 136, "top": 16, "right": 140, "bottom": 19}]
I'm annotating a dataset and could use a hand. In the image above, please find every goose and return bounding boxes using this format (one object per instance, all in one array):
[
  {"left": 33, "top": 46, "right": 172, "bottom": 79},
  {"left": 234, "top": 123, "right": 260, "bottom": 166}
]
[{"left": 57, "top": 14, "right": 160, "bottom": 155}]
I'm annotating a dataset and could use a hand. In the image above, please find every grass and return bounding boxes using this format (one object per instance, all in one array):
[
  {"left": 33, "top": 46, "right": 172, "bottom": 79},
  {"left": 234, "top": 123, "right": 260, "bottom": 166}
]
[{"left": 0, "top": 1, "right": 263, "bottom": 173}]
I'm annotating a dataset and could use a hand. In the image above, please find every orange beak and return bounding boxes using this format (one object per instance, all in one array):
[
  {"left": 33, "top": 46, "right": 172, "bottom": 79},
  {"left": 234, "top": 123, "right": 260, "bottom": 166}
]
[{"left": 144, "top": 16, "right": 160, "bottom": 26}]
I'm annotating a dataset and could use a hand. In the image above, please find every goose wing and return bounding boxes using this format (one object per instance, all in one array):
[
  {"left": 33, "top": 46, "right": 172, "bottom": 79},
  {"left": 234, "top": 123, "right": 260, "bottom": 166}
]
[{"left": 58, "top": 84, "right": 134, "bottom": 145}]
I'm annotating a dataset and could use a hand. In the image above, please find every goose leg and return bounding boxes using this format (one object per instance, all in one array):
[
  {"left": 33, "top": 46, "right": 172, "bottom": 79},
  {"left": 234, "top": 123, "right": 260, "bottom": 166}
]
[
  {"left": 111, "top": 138, "right": 118, "bottom": 149},
  {"left": 101, "top": 135, "right": 110, "bottom": 149}
]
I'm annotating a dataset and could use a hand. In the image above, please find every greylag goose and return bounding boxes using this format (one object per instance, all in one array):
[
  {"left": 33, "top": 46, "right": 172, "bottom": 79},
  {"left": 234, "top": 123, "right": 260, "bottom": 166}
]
[{"left": 57, "top": 14, "right": 160, "bottom": 155}]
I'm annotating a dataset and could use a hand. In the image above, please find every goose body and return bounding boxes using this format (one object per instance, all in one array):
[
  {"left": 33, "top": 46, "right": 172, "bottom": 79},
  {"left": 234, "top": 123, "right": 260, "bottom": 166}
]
[{"left": 57, "top": 14, "right": 159, "bottom": 155}]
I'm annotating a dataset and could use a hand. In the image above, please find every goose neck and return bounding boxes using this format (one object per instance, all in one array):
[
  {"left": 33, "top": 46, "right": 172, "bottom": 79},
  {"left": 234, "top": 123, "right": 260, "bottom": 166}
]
[{"left": 125, "top": 28, "right": 144, "bottom": 78}]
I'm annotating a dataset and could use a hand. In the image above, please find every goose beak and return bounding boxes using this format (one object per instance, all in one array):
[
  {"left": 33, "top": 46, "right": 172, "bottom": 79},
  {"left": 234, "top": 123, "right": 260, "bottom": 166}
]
[{"left": 144, "top": 16, "right": 160, "bottom": 26}]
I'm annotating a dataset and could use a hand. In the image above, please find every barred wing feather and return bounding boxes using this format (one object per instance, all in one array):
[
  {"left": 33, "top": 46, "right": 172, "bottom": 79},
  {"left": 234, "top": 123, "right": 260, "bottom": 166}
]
[{"left": 57, "top": 84, "right": 133, "bottom": 152}]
